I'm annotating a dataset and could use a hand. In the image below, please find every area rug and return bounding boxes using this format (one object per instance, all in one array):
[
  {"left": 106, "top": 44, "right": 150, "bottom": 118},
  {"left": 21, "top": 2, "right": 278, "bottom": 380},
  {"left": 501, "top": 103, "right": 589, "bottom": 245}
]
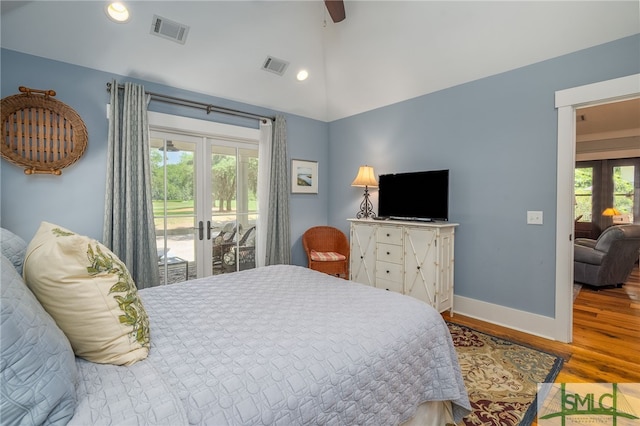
[{"left": 447, "top": 322, "right": 564, "bottom": 426}]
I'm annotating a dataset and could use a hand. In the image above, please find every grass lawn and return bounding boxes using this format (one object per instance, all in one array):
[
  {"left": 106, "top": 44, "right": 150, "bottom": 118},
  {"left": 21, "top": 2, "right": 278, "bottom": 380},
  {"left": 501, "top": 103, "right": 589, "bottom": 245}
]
[
  {"left": 153, "top": 200, "right": 257, "bottom": 231},
  {"left": 153, "top": 199, "right": 257, "bottom": 216},
  {"left": 153, "top": 200, "right": 195, "bottom": 216}
]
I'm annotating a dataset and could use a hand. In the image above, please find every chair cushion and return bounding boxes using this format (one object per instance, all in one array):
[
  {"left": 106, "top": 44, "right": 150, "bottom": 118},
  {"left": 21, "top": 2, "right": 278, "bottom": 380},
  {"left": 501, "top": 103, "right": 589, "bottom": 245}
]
[
  {"left": 0, "top": 227, "right": 27, "bottom": 275},
  {"left": 574, "top": 238, "right": 597, "bottom": 249},
  {"left": 574, "top": 243, "right": 605, "bottom": 266},
  {"left": 23, "top": 222, "right": 150, "bottom": 366},
  {"left": 310, "top": 250, "right": 346, "bottom": 262},
  {"left": 1, "top": 255, "right": 77, "bottom": 425}
]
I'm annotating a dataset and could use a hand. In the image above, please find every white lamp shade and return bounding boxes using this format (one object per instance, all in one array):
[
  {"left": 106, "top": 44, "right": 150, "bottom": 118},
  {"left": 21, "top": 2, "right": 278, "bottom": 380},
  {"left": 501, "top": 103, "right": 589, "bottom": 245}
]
[{"left": 351, "top": 165, "right": 378, "bottom": 188}]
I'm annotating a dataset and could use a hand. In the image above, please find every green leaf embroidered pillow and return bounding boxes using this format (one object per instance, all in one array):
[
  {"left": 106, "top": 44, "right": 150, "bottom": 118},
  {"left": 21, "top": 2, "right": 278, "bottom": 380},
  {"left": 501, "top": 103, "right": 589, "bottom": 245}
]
[{"left": 23, "top": 222, "right": 150, "bottom": 366}]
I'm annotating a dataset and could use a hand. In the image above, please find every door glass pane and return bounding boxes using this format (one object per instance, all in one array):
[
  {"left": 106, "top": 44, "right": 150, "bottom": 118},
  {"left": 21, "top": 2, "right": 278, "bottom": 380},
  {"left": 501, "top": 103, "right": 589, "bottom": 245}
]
[
  {"left": 211, "top": 144, "right": 258, "bottom": 274},
  {"left": 575, "top": 167, "right": 593, "bottom": 222},
  {"left": 613, "top": 165, "right": 635, "bottom": 224},
  {"left": 151, "top": 137, "right": 196, "bottom": 285}
]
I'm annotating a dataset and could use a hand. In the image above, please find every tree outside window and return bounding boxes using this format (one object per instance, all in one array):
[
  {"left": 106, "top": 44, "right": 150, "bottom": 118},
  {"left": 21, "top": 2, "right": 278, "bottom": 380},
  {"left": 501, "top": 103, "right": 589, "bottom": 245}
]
[
  {"left": 613, "top": 165, "right": 634, "bottom": 223},
  {"left": 575, "top": 167, "right": 593, "bottom": 222}
]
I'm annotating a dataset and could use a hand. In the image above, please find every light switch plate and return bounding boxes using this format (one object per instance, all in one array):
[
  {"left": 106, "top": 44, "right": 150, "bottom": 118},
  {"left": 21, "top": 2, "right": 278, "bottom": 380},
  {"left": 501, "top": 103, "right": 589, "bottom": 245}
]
[{"left": 527, "top": 210, "right": 543, "bottom": 225}]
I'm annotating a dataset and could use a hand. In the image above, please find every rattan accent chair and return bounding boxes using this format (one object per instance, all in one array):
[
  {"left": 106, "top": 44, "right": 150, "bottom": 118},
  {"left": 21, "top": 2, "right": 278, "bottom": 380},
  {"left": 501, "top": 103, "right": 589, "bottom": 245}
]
[{"left": 302, "top": 226, "right": 350, "bottom": 279}]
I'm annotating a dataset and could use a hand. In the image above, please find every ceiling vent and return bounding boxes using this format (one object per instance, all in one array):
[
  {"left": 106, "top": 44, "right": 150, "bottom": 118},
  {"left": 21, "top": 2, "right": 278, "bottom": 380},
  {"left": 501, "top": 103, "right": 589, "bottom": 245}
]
[
  {"left": 150, "top": 15, "right": 189, "bottom": 44},
  {"left": 262, "top": 56, "right": 289, "bottom": 76}
]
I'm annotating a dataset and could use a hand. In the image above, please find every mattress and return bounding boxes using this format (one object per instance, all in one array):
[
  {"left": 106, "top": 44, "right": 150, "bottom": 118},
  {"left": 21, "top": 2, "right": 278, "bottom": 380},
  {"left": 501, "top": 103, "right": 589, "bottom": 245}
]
[{"left": 69, "top": 265, "right": 470, "bottom": 425}]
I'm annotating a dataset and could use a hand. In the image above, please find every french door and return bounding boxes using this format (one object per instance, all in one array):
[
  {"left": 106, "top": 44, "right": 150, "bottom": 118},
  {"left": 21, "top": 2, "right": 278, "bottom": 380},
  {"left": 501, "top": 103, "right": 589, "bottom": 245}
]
[
  {"left": 150, "top": 126, "right": 259, "bottom": 285},
  {"left": 208, "top": 141, "right": 259, "bottom": 276}
]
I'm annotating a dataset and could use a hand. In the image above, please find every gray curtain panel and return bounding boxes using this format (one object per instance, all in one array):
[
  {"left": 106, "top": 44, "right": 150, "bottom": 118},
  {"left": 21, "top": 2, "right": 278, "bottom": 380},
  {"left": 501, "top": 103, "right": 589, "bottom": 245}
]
[
  {"left": 266, "top": 115, "right": 291, "bottom": 265},
  {"left": 103, "top": 80, "right": 159, "bottom": 289}
]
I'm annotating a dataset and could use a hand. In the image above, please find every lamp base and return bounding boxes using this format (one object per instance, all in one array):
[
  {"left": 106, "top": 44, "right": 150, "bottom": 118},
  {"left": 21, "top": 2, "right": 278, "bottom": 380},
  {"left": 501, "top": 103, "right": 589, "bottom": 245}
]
[{"left": 356, "top": 187, "right": 376, "bottom": 219}]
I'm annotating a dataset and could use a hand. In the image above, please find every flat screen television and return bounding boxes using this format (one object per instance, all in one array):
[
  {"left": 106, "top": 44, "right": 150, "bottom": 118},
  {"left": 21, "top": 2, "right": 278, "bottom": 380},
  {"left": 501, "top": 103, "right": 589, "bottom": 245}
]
[{"left": 377, "top": 169, "right": 449, "bottom": 222}]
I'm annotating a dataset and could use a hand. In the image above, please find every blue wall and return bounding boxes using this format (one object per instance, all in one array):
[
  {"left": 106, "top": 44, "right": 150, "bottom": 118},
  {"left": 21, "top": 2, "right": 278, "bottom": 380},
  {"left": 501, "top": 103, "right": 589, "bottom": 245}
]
[
  {"left": 2, "top": 34, "right": 639, "bottom": 319},
  {"left": 328, "top": 34, "right": 640, "bottom": 317},
  {"left": 0, "top": 49, "right": 329, "bottom": 267}
]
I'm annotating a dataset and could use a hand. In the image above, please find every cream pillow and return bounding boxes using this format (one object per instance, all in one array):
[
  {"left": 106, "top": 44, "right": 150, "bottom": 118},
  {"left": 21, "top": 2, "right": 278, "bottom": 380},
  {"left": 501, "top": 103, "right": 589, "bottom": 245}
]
[{"left": 23, "top": 222, "right": 150, "bottom": 366}]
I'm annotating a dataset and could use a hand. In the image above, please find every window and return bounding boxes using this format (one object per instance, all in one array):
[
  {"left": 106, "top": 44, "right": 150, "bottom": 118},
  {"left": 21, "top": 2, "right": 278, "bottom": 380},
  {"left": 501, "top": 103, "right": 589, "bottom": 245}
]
[
  {"left": 612, "top": 164, "right": 636, "bottom": 224},
  {"left": 574, "top": 165, "right": 594, "bottom": 222},
  {"left": 575, "top": 157, "right": 639, "bottom": 238}
]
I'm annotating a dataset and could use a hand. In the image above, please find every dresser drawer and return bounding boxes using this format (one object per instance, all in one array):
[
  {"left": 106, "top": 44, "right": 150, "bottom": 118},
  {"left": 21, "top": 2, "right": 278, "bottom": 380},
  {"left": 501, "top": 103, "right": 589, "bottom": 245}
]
[
  {"left": 377, "top": 243, "right": 403, "bottom": 264},
  {"left": 376, "top": 277, "right": 404, "bottom": 294},
  {"left": 376, "top": 260, "right": 403, "bottom": 282},
  {"left": 376, "top": 226, "right": 403, "bottom": 245}
]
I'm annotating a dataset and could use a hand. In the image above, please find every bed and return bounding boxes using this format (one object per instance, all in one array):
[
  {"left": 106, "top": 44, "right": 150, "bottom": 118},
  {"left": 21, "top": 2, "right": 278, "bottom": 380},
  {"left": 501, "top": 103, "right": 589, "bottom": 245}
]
[{"left": 1, "top": 225, "right": 470, "bottom": 425}]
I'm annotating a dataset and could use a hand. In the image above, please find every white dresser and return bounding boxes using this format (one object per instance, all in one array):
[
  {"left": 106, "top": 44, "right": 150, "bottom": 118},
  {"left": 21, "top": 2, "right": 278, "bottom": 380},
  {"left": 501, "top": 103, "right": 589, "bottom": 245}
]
[{"left": 348, "top": 218, "right": 458, "bottom": 314}]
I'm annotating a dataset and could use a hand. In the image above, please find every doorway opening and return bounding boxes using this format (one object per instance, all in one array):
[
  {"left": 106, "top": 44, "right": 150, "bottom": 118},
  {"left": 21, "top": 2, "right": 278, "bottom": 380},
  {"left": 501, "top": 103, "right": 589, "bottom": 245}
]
[
  {"left": 555, "top": 74, "right": 640, "bottom": 343},
  {"left": 574, "top": 98, "right": 640, "bottom": 240}
]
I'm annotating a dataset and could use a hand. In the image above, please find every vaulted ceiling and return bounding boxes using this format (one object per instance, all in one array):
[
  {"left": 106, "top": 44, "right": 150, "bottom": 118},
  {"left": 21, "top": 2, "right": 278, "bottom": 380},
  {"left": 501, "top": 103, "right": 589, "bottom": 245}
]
[{"left": 1, "top": 1, "right": 639, "bottom": 122}]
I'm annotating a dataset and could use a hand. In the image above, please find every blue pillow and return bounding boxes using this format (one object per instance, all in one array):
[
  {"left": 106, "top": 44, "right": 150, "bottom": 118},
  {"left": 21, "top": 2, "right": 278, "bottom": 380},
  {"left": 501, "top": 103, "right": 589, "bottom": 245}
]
[
  {"left": 1, "top": 227, "right": 27, "bottom": 275},
  {"left": 1, "top": 255, "right": 77, "bottom": 425}
]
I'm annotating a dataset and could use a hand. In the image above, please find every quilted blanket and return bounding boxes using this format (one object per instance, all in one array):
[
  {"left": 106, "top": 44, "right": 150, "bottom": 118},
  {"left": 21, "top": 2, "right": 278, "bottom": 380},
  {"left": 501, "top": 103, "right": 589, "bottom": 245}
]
[{"left": 70, "top": 265, "right": 470, "bottom": 425}]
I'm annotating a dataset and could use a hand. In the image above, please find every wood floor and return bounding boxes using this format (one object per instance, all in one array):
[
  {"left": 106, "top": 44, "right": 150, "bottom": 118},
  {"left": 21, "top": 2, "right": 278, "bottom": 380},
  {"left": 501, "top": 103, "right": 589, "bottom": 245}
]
[{"left": 442, "top": 264, "right": 640, "bottom": 422}]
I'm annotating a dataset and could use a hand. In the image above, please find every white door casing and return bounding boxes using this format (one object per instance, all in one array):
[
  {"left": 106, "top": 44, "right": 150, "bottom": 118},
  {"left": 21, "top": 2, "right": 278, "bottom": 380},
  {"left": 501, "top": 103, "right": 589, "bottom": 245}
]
[{"left": 554, "top": 73, "right": 640, "bottom": 343}]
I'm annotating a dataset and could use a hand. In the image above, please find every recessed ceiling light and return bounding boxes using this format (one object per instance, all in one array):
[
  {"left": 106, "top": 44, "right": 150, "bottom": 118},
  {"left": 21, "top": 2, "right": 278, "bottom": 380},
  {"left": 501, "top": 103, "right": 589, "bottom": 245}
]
[
  {"left": 296, "top": 70, "right": 309, "bottom": 81},
  {"left": 106, "top": 2, "right": 130, "bottom": 23}
]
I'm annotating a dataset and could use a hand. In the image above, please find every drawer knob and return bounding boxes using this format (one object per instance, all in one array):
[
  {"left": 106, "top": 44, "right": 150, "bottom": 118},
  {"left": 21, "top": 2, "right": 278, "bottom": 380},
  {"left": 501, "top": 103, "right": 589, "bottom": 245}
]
[
  {"left": 417, "top": 266, "right": 421, "bottom": 270},
  {"left": 386, "top": 251, "right": 390, "bottom": 255},
  {"left": 386, "top": 233, "right": 390, "bottom": 237},
  {"left": 386, "top": 270, "right": 390, "bottom": 274}
]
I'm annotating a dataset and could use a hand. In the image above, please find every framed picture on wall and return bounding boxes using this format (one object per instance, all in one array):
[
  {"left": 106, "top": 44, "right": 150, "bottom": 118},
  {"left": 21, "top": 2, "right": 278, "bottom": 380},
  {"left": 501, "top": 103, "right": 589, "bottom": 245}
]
[{"left": 291, "top": 159, "right": 318, "bottom": 194}]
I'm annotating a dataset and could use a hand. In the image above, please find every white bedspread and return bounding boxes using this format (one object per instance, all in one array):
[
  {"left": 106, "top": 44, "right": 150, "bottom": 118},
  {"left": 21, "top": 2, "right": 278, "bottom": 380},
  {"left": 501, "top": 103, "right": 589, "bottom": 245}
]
[{"left": 70, "top": 265, "right": 470, "bottom": 425}]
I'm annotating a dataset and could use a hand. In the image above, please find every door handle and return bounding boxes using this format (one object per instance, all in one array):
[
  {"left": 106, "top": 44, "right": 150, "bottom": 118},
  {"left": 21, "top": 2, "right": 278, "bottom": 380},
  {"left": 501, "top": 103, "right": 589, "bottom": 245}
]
[
  {"left": 207, "top": 221, "right": 211, "bottom": 240},
  {"left": 198, "top": 221, "right": 204, "bottom": 240}
]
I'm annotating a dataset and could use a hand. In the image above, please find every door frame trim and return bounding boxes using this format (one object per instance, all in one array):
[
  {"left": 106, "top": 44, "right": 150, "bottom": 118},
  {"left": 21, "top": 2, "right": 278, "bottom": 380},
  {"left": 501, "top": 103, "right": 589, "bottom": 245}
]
[
  {"left": 554, "top": 73, "right": 640, "bottom": 342},
  {"left": 148, "top": 112, "right": 260, "bottom": 142}
]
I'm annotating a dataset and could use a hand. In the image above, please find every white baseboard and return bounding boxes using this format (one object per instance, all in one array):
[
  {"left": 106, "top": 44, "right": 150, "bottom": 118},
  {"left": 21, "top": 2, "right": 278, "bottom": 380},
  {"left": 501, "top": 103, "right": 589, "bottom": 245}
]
[{"left": 452, "top": 295, "right": 560, "bottom": 341}]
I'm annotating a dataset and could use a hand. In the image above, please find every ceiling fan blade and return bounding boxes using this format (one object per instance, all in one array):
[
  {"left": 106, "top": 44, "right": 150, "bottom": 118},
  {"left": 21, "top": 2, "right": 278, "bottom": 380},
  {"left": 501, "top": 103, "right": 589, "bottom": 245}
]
[{"left": 324, "top": 0, "right": 345, "bottom": 23}]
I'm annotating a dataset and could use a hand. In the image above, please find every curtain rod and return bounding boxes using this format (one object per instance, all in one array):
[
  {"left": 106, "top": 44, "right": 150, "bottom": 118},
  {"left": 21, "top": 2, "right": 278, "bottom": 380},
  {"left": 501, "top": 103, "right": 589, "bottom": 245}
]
[{"left": 106, "top": 82, "right": 274, "bottom": 124}]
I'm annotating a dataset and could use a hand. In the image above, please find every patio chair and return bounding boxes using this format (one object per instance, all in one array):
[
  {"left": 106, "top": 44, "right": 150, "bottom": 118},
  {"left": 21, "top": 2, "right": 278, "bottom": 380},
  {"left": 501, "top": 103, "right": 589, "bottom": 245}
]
[
  {"left": 223, "top": 226, "right": 256, "bottom": 272},
  {"left": 212, "top": 222, "right": 239, "bottom": 271}
]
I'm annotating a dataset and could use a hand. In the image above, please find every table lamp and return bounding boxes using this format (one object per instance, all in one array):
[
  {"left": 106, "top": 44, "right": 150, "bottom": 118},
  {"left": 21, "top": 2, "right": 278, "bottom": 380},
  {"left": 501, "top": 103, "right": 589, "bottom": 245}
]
[
  {"left": 602, "top": 207, "right": 621, "bottom": 217},
  {"left": 351, "top": 165, "right": 378, "bottom": 219}
]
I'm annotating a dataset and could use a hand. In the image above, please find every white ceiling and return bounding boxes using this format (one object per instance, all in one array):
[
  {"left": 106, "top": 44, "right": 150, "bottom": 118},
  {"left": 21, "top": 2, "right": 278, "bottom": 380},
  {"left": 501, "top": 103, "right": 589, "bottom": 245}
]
[
  {"left": 576, "top": 98, "right": 640, "bottom": 140},
  {"left": 1, "top": 1, "right": 639, "bottom": 122}
]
